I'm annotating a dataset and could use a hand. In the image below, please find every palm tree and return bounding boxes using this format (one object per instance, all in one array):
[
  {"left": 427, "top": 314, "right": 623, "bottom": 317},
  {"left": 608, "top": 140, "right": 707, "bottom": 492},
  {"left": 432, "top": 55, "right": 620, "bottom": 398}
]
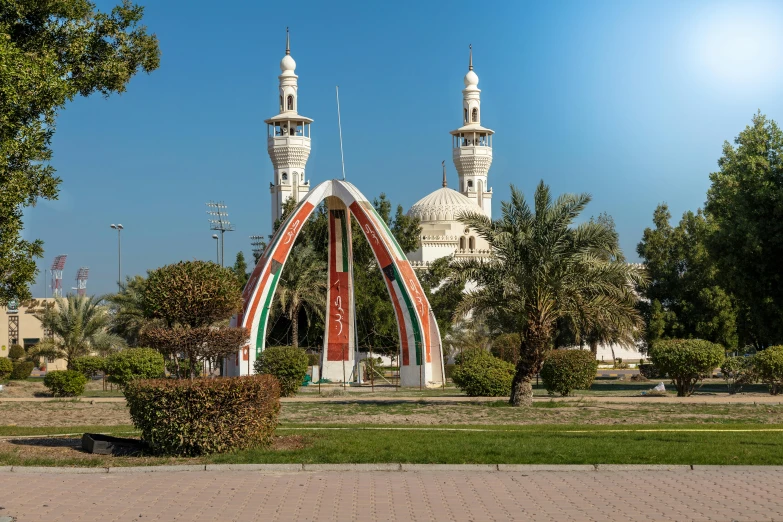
[
  {"left": 106, "top": 275, "right": 149, "bottom": 347},
  {"left": 274, "top": 244, "right": 327, "bottom": 348},
  {"left": 454, "top": 181, "right": 646, "bottom": 406},
  {"left": 32, "top": 294, "right": 126, "bottom": 368}
]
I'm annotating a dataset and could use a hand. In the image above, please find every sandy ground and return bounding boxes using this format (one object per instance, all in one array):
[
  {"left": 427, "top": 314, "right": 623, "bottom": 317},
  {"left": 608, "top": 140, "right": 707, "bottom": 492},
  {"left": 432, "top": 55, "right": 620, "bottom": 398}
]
[{"left": 2, "top": 397, "right": 783, "bottom": 428}]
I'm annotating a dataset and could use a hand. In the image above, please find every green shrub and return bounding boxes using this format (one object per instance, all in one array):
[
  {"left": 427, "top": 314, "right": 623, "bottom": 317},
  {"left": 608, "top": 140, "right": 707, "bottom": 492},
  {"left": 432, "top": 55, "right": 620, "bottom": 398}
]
[
  {"left": 105, "top": 348, "right": 165, "bottom": 388},
  {"left": 307, "top": 353, "right": 320, "bottom": 367},
  {"left": 8, "top": 344, "right": 25, "bottom": 361},
  {"left": 451, "top": 348, "right": 514, "bottom": 397},
  {"left": 721, "top": 355, "right": 756, "bottom": 394},
  {"left": 165, "top": 358, "right": 202, "bottom": 379},
  {"left": 648, "top": 339, "right": 724, "bottom": 397},
  {"left": 638, "top": 363, "right": 663, "bottom": 379},
  {"left": 444, "top": 363, "right": 456, "bottom": 381},
  {"left": 9, "top": 361, "right": 34, "bottom": 380},
  {"left": 0, "top": 357, "right": 13, "bottom": 379},
  {"left": 43, "top": 370, "right": 88, "bottom": 397},
  {"left": 754, "top": 346, "right": 783, "bottom": 395},
  {"left": 71, "top": 356, "right": 106, "bottom": 378},
  {"left": 253, "top": 346, "right": 308, "bottom": 397},
  {"left": 123, "top": 375, "right": 280, "bottom": 456},
  {"left": 540, "top": 349, "right": 598, "bottom": 396}
]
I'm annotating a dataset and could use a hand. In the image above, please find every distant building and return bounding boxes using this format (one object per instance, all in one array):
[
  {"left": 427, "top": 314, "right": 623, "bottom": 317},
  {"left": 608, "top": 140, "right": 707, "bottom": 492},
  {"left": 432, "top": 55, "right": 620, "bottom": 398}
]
[{"left": 0, "top": 298, "right": 66, "bottom": 369}]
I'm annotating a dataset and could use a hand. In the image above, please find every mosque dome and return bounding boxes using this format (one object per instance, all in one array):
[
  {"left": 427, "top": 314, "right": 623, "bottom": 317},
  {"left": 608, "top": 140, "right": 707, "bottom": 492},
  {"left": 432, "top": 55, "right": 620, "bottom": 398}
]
[{"left": 408, "top": 187, "right": 482, "bottom": 223}]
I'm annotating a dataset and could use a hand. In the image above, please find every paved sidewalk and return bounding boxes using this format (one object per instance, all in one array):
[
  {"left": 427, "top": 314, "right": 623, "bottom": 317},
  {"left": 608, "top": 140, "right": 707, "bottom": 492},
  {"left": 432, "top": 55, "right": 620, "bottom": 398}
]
[{"left": 1, "top": 468, "right": 782, "bottom": 521}]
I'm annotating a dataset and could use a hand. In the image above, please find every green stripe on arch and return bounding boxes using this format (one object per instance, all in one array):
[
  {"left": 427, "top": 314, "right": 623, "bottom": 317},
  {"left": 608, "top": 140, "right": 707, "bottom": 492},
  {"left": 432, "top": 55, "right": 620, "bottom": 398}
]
[
  {"left": 389, "top": 264, "right": 423, "bottom": 365},
  {"left": 256, "top": 268, "right": 282, "bottom": 357}
]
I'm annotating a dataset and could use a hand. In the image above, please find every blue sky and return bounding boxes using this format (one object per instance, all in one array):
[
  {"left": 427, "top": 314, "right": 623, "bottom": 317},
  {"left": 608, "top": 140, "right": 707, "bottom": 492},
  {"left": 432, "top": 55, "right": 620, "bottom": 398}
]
[{"left": 25, "top": 0, "right": 783, "bottom": 296}]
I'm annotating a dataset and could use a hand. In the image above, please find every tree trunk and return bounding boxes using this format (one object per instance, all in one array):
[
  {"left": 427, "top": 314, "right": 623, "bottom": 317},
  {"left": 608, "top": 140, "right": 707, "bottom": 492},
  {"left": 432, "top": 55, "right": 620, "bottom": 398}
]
[
  {"left": 589, "top": 340, "right": 598, "bottom": 358},
  {"left": 509, "top": 325, "right": 550, "bottom": 407},
  {"left": 291, "top": 306, "right": 299, "bottom": 349}
]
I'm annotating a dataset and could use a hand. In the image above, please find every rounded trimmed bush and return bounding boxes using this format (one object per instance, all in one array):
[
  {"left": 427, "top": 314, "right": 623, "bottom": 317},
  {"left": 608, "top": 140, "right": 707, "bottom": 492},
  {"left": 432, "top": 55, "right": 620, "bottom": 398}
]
[
  {"left": 71, "top": 356, "right": 106, "bottom": 378},
  {"left": 754, "top": 345, "right": 783, "bottom": 395},
  {"left": 540, "top": 349, "right": 598, "bottom": 396},
  {"left": 123, "top": 375, "right": 280, "bottom": 456},
  {"left": 105, "top": 348, "right": 165, "bottom": 388},
  {"left": 8, "top": 344, "right": 25, "bottom": 361},
  {"left": 0, "top": 357, "right": 13, "bottom": 379},
  {"left": 253, "top": 346, "right": 308, "bottom": 397},
  {"left": 43, "top": 370, "right": 88, "bottom": 397},
  {"left": 638, "top": 363, "right": 663, "bottom": 379},
  {"left": 648, "top": 339, "right": 724, "bottom": 397},
  {"left": 451, "top": 348, "right": 514, "bottom": 397},
  {"left": 9, "top": 361, "right": 34, "bottom": 380}
]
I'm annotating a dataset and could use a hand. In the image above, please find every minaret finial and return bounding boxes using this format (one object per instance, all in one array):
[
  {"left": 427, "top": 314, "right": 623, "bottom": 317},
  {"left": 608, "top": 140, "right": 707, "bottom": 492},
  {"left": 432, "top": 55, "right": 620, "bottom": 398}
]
[
  {"left": 442, "top": 161, "right": 447, "bottom": 187},
  {"left": 469, "top": 44, "right": 473, "bottom": 70},
  {"left": 286, "top": 27, "right": 290, "bottom": 55}
]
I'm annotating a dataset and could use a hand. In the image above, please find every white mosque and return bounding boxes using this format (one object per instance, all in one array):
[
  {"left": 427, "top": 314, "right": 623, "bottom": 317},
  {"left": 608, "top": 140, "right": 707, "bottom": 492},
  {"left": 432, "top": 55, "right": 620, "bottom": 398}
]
[
  {"left": 262, "top": 33, "right": 645, "bottom": 363},
  {"left": 265, "top": 33, "right": 491, "bottom": 268}
]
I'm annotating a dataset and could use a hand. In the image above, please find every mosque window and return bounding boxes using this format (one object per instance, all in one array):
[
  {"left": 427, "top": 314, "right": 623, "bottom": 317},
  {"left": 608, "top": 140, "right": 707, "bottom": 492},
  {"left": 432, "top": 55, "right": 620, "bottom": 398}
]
[
  {"left": 469, "top": 237, "right": 476, "bottom": 251},
  {"left": 287, "top": 95, "right": 294, "bottom": 111},
  {"left": 472, "top": 108, "right": 478, "bottom": 122},
  {"left": 467, "top": 180, "right": 473, "bottom": 189},
  {"left": 279, "top": 95, "right": 283, "bottom": 112},
  {"left": 281, "top": 172, "right": 288, "bottom": 182},
  {"left": 459, "top": 237, "right": 466, "bottom": 251},
  {"left": 464, "top": 109, "right": 468, "bottom": 123}
]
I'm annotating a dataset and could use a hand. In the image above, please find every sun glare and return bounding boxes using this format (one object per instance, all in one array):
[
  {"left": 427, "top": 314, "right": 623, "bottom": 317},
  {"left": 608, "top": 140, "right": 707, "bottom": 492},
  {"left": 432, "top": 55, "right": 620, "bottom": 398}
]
[{"left": 690, "top": 4, "right": 783, "bottom": 89}]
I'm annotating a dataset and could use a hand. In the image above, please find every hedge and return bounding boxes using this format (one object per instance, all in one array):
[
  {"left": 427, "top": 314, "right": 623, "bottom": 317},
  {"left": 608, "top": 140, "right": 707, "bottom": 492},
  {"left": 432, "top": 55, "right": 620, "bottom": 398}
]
[
  {"left": 71, "top": 356, "right": 106, "bottom": 378},
  {"left": 105, "top": 348, "right": 165, "bottom": 387},
  {"left": 540, "top": 349, "right": 598, "bottom": 396},
  {"left": 253, "top": 346, "right": 309, "bottom": 397},
  {"left": 648, "top": 339, "right": 724, "bottom": 397},
  {"left": 451, "top": 348, "right": 514, "bottom": 397},
  {"left": 123, "top": 375, "right": 281, "bottom": 456},
  {"left": 754, "top": 346, "right": 783, "bottom": 395},
  {"left": 0, "top": 358, "right": 12, "bottom": 379},
  {"left": 9, "top": 361, "right": 34, "bottom": 380},
  {"left": 638, "top": 363, "right": 663, "bottom": 379},
  {"left": 43, "top": 370, "right": 88, "bottom": 397}
]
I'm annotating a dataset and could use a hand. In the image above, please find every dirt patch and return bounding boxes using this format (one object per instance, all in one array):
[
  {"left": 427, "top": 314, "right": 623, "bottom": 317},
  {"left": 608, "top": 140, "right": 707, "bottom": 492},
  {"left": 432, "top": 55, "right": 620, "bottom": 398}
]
[
  {"left": 0, "top": 401, "right": 131, "bottom": 427},
  {"left": 270, "top": 435, "right": 309, "bottom": 451}
]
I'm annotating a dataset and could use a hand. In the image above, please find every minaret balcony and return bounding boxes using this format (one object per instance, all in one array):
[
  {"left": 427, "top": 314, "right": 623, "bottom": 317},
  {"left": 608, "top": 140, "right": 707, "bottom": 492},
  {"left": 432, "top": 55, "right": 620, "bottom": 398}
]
[{"left": 267, "top": 135, "right": 311, "bottom": 150}]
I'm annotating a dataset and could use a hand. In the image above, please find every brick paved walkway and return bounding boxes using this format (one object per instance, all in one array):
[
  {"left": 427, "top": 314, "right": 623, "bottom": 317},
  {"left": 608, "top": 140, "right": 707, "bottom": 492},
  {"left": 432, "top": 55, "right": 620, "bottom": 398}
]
[{"left": 1, "top": 468, "right": 782, "bottom": 521}]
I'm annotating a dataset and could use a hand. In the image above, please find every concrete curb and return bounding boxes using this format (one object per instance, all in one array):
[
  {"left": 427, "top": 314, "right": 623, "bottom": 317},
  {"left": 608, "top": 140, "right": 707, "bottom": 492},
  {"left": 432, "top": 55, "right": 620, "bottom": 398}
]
[{"left": 3, "top": 464, "right": 783, "bottom": 474}]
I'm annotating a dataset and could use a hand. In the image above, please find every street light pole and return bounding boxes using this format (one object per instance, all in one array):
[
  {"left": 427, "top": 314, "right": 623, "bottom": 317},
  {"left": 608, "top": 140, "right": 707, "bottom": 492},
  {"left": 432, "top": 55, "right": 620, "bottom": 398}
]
[
  {"left": 212, "top": 234, "right": 219, "bottom": 264},
  {"left": 110, "top": 224, "right": 123, "bottom": 291}
]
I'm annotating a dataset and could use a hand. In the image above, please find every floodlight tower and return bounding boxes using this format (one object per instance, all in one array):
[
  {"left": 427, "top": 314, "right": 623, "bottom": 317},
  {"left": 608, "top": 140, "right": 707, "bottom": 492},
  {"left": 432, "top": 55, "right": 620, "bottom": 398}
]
[
  {"left": 50, "top": 255, "right": 67, "bottom": 298},
  {"left": 75, "top": 267, "right": 89, "bottom": 296},
  {"left": 250, "top": 235, "right": 266, "bottom": 264},
  {"left": 206, "top": 201, "right": 234, "bottom": 267}
]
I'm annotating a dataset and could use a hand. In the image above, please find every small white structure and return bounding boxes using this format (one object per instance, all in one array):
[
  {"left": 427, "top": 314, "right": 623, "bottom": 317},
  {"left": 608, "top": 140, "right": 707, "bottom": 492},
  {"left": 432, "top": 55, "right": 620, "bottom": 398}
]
[{"left": 266, "top": 28, "right": 312, "bottom": 225}]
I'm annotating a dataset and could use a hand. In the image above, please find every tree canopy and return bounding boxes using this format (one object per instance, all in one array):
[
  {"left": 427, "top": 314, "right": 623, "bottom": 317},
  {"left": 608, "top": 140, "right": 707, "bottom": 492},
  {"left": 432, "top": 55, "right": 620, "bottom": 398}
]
[
  {"left": 705, "top": 112, "right": 783, "bottom": 346},
  {"left": 0, "top": 1, "right": 159, "bottom": 304}
]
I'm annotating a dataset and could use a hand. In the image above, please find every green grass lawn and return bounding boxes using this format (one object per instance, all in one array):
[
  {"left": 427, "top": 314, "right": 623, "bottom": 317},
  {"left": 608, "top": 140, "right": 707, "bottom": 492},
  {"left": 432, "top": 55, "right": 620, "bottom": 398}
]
[{"left": 2, "top": 423, "right": 783, "bottom": 466}]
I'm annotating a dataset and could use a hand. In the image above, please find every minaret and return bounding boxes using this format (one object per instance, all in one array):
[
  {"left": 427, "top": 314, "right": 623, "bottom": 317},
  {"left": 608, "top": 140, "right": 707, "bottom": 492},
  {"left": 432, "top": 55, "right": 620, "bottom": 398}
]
[
  {"left": 265, "top": 28, "right": 313, "bottom": 226},
  {"left": 450, "top": 44, "right": 493, "bottom": 219}
]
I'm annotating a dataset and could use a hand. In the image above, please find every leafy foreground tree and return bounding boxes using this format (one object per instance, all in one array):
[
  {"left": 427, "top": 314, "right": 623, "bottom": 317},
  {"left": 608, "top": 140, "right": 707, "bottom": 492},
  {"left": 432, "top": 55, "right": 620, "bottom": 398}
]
[
  {"left": 454, "top": 182, "right": 645, "bottom": 406},
  {"left": 0, "top": 1, "right": 160, "bottom": 304},
  {"left": 705, "top": 112, "right": 783, "bottom": 346},
  {"left": 139, "top": 260, "right": 248, "bottom": 379},
  {"left": 32, "top": 295, "right": 126, "bottom": 369}
]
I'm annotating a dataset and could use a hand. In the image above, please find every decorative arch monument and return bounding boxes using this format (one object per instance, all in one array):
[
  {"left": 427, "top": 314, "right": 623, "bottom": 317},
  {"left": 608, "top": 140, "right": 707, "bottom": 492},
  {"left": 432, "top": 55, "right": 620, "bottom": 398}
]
[{"left": 226, "top": 179, "right": 445, "bottom": 387}]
